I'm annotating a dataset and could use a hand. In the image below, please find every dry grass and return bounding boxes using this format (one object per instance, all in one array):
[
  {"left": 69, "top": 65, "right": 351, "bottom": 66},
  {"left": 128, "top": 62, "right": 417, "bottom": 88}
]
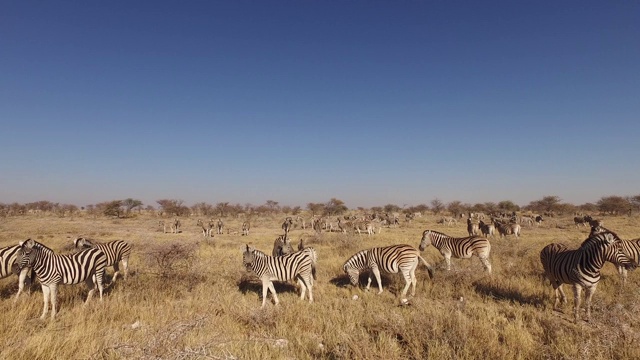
[{"left": 1, "top": 213, "right": 640, "bottom": 359}]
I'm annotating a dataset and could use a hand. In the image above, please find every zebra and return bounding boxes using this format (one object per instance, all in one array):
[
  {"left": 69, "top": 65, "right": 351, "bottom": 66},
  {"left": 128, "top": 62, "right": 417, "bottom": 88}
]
[
  {"left": 574, "top": 215, "right": 592, "bottom": 228},
  {"left": 590, "top": 225, "right": 640, "bottom": 285},
  {"left": 419, "top": 230, "right": 492, "bottom": 273},
  {"left": 272, "top": 235, "right": 294, "bottom": 257},
  {"left": 282, "top": 217, "right": 294, "bottom": 234},
  {"left": 161, "top": 218, "right": 181, "bottom": 233},
  {"left": 342, "top": 244, "right": 434, "bottom": 304},
  {"left": 74, "top": 237, "right": 131, "bottom": 282},
  {"left": 0, "top": 244, "right": 35, "bottom": 302},
  {"left": 216, "top": 219, "right": 224, "bottom": 234},
  {"left": 197, "top": 219, "right": 214, "bottom": 237},
  {"left": 14, "top": 239, "right": 106, "bottom": 319},
  {"left": 242, "top": 244, "right": 317, "bottom": 307},
  {"left": 466, "top": 218, "right": 479, "bottom": 236},
  {"left": 353, "top": 220, "right": 374, "bottom": 236},
  {"left": 495, "top": 221, "right": 521, "bottom": 238},
  {"left": 242, "top": 221, "right": 250, "bottom": 236},
  {"left": 535, "top": 215, "right": 544, "bottom": 226},
  {"left": 478, "top": 220, "right": 495, "bottom": 238},
  {"left": 540, "top": 230, "right": 635, "bottom": 323}
]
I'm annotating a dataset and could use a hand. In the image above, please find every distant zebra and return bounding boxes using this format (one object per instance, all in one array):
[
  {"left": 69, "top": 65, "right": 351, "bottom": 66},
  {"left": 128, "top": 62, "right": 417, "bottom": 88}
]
[
  {"left": 353, "top": 220, "right": 374, "bottom": 236},
  {"left": 0, "top": 244, "right": 34, "bottom": 301},
  {"left": 466, "top": 218, "right": 479, "bottom": 237},
  {"left": 14, "top": 239, "right": 106, "bottom": 319},
  {"left": 540, "top": 230, "right": 635, "bottom": 323},
  {"left": 197, "top": 219, "right": 214, "bottom": 237},
  {"left": 282, "top": 217, "right": 294, "bottom": 234},
  {"left": 272, "top": 235, "right": 294, "bottom": 257},
  {"left": 242, "top": 221, "right": 250, "bottom": 236},
  {"left": 574, "top": 215, "right": 592, "bottom": 228},
  {"left": 535, "top": 215, "right": 544, "bottom": 226},
  {"left": 478, "top": 220, "right": 495, "bottom": 238},
  {"left": 590, "top": 225, "right": 640, "bottom": 285},
  {"left": 242, "top": 245, "right": 317, "bottom": 307},
  {"left": 495, "top": 221, "right": 521, "bottom": 238},
  {"left": 419, "top": 230, "right": 492, "bottom": 273},
  {"left": 342, "top": 244, "right": 434, "bottom": 304},
  {"left": 161, "top": 218, "right": 181, "bottom": 233},
  {"left": 74, "top": 237, "right": 131, "bottom": 282},
  {"left": 216, "top": 219, "right": 224, "bottom": 234}
]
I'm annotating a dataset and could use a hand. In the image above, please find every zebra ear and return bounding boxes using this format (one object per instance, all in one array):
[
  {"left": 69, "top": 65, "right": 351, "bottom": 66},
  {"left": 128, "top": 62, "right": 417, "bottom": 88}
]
[{"left": 20, "top": 238, "right": 35, "bottom": 248}]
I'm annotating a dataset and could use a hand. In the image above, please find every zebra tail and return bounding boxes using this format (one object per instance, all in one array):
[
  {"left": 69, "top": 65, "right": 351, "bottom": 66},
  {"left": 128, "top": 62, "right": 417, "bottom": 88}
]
[{"left": 418, "top": 255, "right": 435, "bottom": 279}]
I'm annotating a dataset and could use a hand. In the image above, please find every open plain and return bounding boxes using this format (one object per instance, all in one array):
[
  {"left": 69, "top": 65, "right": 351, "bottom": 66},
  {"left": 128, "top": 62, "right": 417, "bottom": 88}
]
[{"left": 1, "top": 212, "right": 639, "bottom": 359}]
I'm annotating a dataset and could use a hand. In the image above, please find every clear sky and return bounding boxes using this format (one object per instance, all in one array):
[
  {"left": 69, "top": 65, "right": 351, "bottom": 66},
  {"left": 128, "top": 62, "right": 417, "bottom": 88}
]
[{"left": 1, "top": 1, "right": 638, "bottom": 209}]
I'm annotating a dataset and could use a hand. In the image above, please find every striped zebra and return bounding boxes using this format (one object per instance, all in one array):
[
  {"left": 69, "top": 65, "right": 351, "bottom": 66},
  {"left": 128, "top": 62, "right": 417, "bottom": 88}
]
[
  {"left": 74, "top": 237, "right": 131, "bottom": 282},
  {"left": 353, "top": 220, "right": 374, "bottom": 235},
  {"left": 466, "top": 218, "right": 479, "bottom": 236},
  {"left": 242, "top": 221, "right": 250, "bottom": 236},
  {"left": 282, "top": 217, "right": 294, "bottom": 234},
  {"left": 216, "top": 219, "right": 224, "bottom": 234},
  {"left": 272, "top": 235, "right": 294, "bottom": 257},
  {"left": 0, "top": 244, "right": 34, "bottom": 301},
  {"left": 590, "top": 225, "right": 640, "bottom": 285},
  {"left": 242, "top": 245, "right": 317, "bottom": 307},
  {"left": 14, "top": 239, "right": 107, "bottom": 319},
  {"left": 495, "top": 221, "right": 521, "bottom": 238},
  {"left": 478, "top": 220, "right": 495, "bottom": 238},
  {"left": 540, "top": 230, "right": 635, "bottom": 323},
  {"left": 342, "top": 244, "right": 434, "bottom": 304},
  {"left": 419, "top": 230, "right": 492, "bottom": 273},
  {"left": 161, "top": 218, "right": 181, "bottom": 233}
]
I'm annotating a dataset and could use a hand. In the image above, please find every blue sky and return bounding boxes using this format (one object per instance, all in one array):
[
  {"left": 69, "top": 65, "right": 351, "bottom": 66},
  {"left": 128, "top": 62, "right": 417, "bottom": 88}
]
[{"left": 1, "top": 1, "right": 638, "bottom": 209}]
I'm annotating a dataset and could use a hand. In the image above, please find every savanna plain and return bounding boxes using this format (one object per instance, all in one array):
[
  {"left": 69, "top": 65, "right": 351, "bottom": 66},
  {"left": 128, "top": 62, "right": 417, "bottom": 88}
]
[{"left": 1, "top": 212, "right": 639, "bottom": 360}]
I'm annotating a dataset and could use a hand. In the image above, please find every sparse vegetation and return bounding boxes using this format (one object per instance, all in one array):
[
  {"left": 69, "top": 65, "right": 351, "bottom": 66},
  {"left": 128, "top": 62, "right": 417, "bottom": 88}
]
[{"left": 0, "top": 209, "right": 639, "bottom": 359}]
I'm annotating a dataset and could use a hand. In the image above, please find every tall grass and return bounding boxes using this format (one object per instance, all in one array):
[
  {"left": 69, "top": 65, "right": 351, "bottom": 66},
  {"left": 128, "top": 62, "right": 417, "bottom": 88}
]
[{"left": 0, "top": 213, "right": 639, "bottom": 359}]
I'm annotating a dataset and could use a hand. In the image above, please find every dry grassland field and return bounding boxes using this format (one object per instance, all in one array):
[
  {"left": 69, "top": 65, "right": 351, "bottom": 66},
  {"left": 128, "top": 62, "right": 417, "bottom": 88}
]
[{"left": 1, "top": 212, "right": 640, "bottom": 359}]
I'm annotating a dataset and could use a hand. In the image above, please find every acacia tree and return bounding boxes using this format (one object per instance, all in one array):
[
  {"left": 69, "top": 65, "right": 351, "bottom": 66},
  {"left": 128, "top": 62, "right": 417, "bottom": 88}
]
[
  {"left": 101, "top": 200, "right": 123, "bottom": 218},
  {"left": 430, "top": 199, "right": 444, "bottom": 215},
  {"left": 497, "top": 200, "right": 519, "bottom": 213},
  {"left": 597, "top": 196, "right": 632, "bottom": 215},
  {"left": 122, "top": 198, "right": 143, "bottom": 215},
  {"left": 157, "top": 199, "right": 188, "bottom": 216},
  {"left": 324, "top": 198, "right": 348, "bottom": 216},
  {"left": 447, "top": 201, "right": 465, "bottom": 218},
  {"left": 265, "top": 200, "right": 280, "bottom": 215},
  {"left": 307, "top": 203, "right": 325, "bottom": 217}
]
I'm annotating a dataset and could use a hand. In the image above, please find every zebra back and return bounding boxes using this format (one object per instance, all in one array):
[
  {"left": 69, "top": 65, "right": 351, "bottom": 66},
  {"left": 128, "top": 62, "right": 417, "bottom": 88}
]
[
  {"left": 243, "top": 245, "right": 314, "bottom": 282},
  {"left": 0, "top": 245, "right": 22, "bottom": 278},
  {"left": 419, "top": 230, "right": 490, "bottom": 258},
  {"left": 342, "top": 244, "right": 423, "bottom": 285},
  {"left": 17, "top": 239, "right": 107, "bottom": 286},
  {"left": 74, "top": 237, "right": 131, "bottom": 268},
  {"left": 272, "top": 235, "right": 294, "bottom": 257}
]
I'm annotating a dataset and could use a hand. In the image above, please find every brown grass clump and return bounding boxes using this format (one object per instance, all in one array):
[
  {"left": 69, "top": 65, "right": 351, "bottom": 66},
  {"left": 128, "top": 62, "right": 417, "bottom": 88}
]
[{"left": 0, "top": 213, "right": 639, "bottom": 359}]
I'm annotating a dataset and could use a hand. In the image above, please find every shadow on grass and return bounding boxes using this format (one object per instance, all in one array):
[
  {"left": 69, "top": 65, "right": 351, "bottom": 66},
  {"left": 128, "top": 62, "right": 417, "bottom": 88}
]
[
  {"left": 237, "top": 274, "right": 299, "bottom": 295},
  {"left": 472, "top": 279, "right": 545, "bottom": 307},
  {"left": 329, "top": 272, "right": 396, "bottom": 293}
]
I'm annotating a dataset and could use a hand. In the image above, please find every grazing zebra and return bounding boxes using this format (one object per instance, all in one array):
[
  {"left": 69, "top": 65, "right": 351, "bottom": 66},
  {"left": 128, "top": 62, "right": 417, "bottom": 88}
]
[
  {"left": 478, "top": 220, "right": 495, "bottom": 238},
  {"left": 466, "top": 218, "right": 480, "bottom": 236},
  {"left": 437, "top": 216, "right": 457, "bottom": 226},
  {"left": 0, "top": 244, "right": 35, "bottom": 301},
  {"left": 419, "top": 230, "right": 492, "bottom": 273},
  {"left": 216, "top": 219, "right": 224, "bottom": 234},
  {"left": 495, "top": 221, "right": 521, "bottom": 238},
  {"left": 590, "top": 225, "right": 640, "bottom": 285},
  {"left": 281, "top": 217, "right": 294, "bottom": 234},
  {"left": 242, "top": 245, "right": 317, "bottom": 307},
  {"left": 242, "top": 221, "right": 250, "bottom": 236},
  {"left": 74, "top": 237, "right": 131, "bottom": 282},
  {"left": 353, "top": 220, "right": 374, "bottom": 236},
  {"left": 540, "top": 230, "right": 635, "bottom": 323},
  {"left": 519, "top": 216, "right": 534, "bottom": 227},
  {"left": 342, "top": 244, "right": 434, "bottom": 304},
  {"left": 197, "top": 219, "right": 214, "bottom": 237},
  {"left": 272, "top": 235, "right": 294, "bottom": 257},
  {"left": 14, "top": 239, "right": 106, "bottom": 319}
]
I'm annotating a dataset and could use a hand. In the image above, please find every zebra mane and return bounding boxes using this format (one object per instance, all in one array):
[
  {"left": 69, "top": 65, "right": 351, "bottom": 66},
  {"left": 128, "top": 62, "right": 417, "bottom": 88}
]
[
  {"left": 580, "top": 231, "right": 619, "bottom": 249},
  {"left": 20, "top": 239, "right": 52, "bottom": 252},
  {"left": 423, "top": 229, "right": 449, "bottom": 237}
]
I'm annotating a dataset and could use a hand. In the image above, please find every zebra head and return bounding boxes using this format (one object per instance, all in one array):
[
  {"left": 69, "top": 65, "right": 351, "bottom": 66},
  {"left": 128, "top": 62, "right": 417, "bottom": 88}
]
[
  {"left": 15, "top": 239, "right": 38, "bottom": 272},
  {"left": 342, "top": 262, "right": 360, "bottom": 286},
  {"left": 243, "top": 245, "right": 256, "bottom": 269},
  {"left": 74, "top": 237, "right": 93, "bottom": 249},
  {"left": 419, "top": 230, "right": 433, "bottom": 251}
]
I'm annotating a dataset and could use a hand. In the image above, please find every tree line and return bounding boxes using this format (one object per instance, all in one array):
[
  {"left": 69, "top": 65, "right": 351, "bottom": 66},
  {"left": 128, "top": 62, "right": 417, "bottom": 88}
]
[{"left": 1, "top": 195, "right": 639, "bottom": 218}]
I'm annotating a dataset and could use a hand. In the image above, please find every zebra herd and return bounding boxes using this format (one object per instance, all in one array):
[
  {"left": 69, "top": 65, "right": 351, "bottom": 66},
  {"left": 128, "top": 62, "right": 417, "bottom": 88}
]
[
  {"left": 0, "top": 237, "right": 131, "bottom": 319},
  {"left": 242, "top": 222, "right": 639, "bottom": 323}
]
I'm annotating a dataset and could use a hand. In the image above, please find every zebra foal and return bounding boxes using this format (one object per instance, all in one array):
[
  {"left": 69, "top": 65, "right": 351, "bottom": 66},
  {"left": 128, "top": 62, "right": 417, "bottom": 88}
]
[
  {"left": 74, "top": 237, "right": 131, "bottom": 282},
  {"left": 243, "top": 245, "right": 317, "bottom": 308},
  {"left": 15, "top": 239, "right": 107, "bottom": 319},
  {"left": 419, "top": 230, "right": 492, "bottom": 273},
  {"left": 540, "top": 230, "right": 635, "bottom": 323},
  {"left": 342, "top": 244, "right": 434, "bottom": 304}
]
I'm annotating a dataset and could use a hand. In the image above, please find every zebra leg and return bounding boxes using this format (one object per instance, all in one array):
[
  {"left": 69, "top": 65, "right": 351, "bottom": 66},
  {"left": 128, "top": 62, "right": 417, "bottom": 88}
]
[
  {"left": 268, "top": 281, "right": 279, "bottom": 306},
  {"left": 372, "top": 267, "right": 383, "bottom": 294},
  {"left": 14, "top": 267, "right": 30, "bottom": 303},
  {"left": 480, "top": 257, "right": 492, "bottom": 274},
  {"left": 49, "top": 284, "right": 59, "bottom": 319},
  {"left": 84, "top": 277, "right": 96, "bottom": 305},
  {"left": 122, "top": 258, "right": 129, "bottom": 281},
  {"left": 112, "top": 263, "right": 121, "bottom": 283},
  {"left": 399, "top": 269, "right": 412, "bottom": 300},
  {"left": 444, "top": 255, "right": 452, "bottom": 271},
  {"left": 572, "top": 284, "right": 583, "bottom": 323},
  {"left": 583, "top": 284, "right": 597, "bottom": 322},
  {"left": 40, "top": 285, "right": 51, "bottom": 320}
]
